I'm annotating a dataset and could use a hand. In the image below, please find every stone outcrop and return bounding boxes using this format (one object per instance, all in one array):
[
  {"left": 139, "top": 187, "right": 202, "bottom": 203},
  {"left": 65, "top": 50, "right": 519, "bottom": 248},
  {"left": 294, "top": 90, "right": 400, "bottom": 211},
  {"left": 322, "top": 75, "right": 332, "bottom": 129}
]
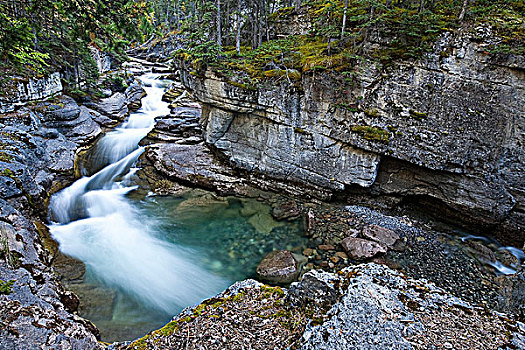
[
  {"left": 85, "top": 81, "right": 146, "bottom": 123},
  {"left": 179, "top": 28, "right": 524, "bottom": 244},
  {"left": 0, "top": 73, "right": 63, "bottom": 114},
  {"left": 341, "top": 237, "right": 387, "bottom": 260},
  {"left": 118, "top": 263, "right": 525, "bottom": 350}
]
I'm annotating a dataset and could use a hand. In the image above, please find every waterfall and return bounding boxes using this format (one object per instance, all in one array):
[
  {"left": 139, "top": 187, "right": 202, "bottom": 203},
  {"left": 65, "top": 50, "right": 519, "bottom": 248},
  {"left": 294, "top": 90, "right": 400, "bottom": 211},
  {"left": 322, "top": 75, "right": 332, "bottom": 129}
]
[{"left": 49, "top": 73, "right": 227, "bottom": 315}]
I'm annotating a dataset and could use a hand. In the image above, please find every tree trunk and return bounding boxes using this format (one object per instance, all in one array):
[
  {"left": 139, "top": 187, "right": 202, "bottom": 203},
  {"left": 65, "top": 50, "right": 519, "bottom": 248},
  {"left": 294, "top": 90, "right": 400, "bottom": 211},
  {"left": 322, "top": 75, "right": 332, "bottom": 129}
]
[
  {"left": 341, "top": 0, "right": 349, "bottom": 39},
  {"left": 217, "top": 0, "right": 222, "bottom": 48},
  {"left": 458, "top": 0, "right": 468, "bottom": 21},
  {"left": 236, "top": 0, "right": 241, "bottom": 54}
]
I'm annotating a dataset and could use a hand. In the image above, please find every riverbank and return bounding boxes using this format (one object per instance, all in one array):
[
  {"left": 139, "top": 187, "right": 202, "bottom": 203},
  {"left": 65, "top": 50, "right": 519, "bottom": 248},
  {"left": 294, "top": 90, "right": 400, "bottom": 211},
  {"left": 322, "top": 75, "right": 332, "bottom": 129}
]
[{"left": 1, "top": 58, "right": 524, "bottom": 349}]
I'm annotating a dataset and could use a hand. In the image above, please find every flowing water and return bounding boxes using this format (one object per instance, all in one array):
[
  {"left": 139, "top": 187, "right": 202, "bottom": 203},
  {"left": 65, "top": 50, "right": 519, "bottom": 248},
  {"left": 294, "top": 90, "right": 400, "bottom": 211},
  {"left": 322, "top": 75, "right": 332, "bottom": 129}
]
[{"left": 48, "top": 74, "right": 306, "bottom": 342}]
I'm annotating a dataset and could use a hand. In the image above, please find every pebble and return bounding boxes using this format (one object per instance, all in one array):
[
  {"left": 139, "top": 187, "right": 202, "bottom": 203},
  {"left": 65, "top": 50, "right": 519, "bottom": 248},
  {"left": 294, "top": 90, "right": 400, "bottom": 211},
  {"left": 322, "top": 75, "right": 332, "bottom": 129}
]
[
  {"left": 318, "top": 244, "right": 335, "bottom": 251},
  {"left": 330, "top": 256, "right": 340, "bottom": 264},
  {"left": 303, "top": 248, "right": 314, "bottom": 257},
  {"left": 335, "top": 252, "right": 348, "bottom": 259}
]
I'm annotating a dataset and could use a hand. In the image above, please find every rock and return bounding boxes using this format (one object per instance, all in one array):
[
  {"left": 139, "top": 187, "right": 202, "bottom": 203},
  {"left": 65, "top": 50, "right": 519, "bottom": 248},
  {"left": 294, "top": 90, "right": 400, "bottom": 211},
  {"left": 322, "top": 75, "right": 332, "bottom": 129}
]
[
  {"left": 303, "top": 248, "right": 315, "bottom": 257},
  {"left": 465, "top": 240, "right": 496, "bottom": 262},
  {"left": 498, "top": 265, "right": 525, "bottom": 320},
  {"left": 334, "top": 251, "right": 348, "bottom": 260},
  {"left": 256, "top": 250, "right": 300, "bottom": 284},
  {"left": 85, "top": 82, "right": 145, "bottom": 122},
  {"left": 341, "top": 237, "right": 387, "bottom": 260},
  {"left": 125, "top": 81, "right": 147, "bottom": 112},
  {"left": 179, "top": 27, "right": 525, "bottom": 243},
  {"left": 305, "top": 209, "right": 315, "bottom": 236},
  {"left": 361, "top": 224, "right": 400, "bottom": 248},
  {"left": 318, "top": 244, "right": 335, "bottom": 251},
  {"left": 271, "top": 200, "right": 300, "bottom": 220},
  {"left": 289, "top": 269, "right": 342, "bottom": 305},
  {"left": 0, "top": 72, "right": 62, "bottom": 113},
  {"left": 345, "top": 228, "right": 360, "bottom": 238}
]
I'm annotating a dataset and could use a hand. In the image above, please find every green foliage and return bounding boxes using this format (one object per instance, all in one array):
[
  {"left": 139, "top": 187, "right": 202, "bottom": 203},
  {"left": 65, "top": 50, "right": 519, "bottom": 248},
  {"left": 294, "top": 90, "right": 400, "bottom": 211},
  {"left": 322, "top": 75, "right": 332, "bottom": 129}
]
[
  {"left": 0, "top": 279, "right": 14, "bottom": 295},
  {"left": 0, "top": 0, "right": 153, "bottom": 81}
]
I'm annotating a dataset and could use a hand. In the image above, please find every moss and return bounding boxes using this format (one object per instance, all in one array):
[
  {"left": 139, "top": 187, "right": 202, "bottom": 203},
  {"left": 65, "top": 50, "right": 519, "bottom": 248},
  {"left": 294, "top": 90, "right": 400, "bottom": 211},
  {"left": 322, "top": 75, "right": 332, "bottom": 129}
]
[
  {"left": 263, "top": 69, "right": 301, "bottom": 81},
  {"left": 364, "top": 109, "right": 380, "bottom": 118},
  {"left": 227, "top": 80, "right": 257, "bottom": 91},
  {"left": 0, "top": 168, "right": 15, "bottom": 178},
  {"left": 0, "top": 152, "right": 14, "bottom": 163},
  {"left": 408, "top": 110, "right": 428, "bottom": 120},
  {"left": 351, "top": 125, "right": 390, "bottom": 144},
  {"left": 260, "top": 285, "right": 285, "bottom": 296},
  {"left": 0, "top": 280, "right": 15, "bottom": 295}
]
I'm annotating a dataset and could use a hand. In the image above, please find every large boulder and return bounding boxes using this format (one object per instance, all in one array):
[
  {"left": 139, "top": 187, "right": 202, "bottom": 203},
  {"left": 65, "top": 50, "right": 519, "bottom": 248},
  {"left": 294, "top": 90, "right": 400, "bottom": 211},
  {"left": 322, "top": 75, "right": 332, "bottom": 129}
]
[
  {"left": 256, "top": 250, "right": 300, "bottom": 284},
  {"left": 341, "top": 237, "right": 387, "bottom": 260},
  {"left": 361, "top": 224, "right": 400, "bottom": 248}
]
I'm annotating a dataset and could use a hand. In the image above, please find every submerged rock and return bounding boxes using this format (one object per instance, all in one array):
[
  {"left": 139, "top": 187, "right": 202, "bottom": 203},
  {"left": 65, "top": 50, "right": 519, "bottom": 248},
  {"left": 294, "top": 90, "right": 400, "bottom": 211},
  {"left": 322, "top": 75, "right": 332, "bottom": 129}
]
[
  {"left": 271, "top": 199, "right": 300, "bottom": 221},
  {"left": 256, "top": 250, "right": 300, "bottom": 284}
]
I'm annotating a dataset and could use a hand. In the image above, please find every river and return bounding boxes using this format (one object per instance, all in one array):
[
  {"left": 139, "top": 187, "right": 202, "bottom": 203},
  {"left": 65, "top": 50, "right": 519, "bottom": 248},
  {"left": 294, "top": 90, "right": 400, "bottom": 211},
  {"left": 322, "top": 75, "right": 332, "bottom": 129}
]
[{"left": 47, "top": 73, "right": 306, "bottom": 342}]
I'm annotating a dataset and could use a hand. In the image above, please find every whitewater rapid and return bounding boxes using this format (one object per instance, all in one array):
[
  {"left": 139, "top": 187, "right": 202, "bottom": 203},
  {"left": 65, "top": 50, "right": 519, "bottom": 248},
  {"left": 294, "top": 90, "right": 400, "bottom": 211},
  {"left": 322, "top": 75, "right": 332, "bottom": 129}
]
[{"left": 48, "top": 74, "right": 227, "bottom": 313}]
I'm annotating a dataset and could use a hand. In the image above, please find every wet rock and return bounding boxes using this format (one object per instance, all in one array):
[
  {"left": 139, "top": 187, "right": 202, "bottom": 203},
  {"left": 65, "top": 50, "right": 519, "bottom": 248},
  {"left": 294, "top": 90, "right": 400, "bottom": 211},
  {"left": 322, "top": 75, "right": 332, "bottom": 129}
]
[
  {"left": 85, "top": 81, "right": 144, "bottom": 122},
  {"left": 302, "top": 248, "right": 315, "bottom": 257},
  {"left": 305, "top": 209, "right": 315, "bottom": 237},
  {"left": 126, "top": 81, "right": 147, "bottom": 112},
  {"left": 256, "top": 250, "right": 300, "bottom": 284},
  {"left": 498, "top": 265, "right": 525, "bottom": 320},
  {"left": 465, "top": 240, "right": 497, "bottom": 262},
  {"left": 361, "top": 224, "right": 400, "bottom": 248},
  {"left": 318, "top": 244, "right": 335, "bottom": 251},
  {"left": 341, "top": 237, "right": 387, "bottom": 260}
]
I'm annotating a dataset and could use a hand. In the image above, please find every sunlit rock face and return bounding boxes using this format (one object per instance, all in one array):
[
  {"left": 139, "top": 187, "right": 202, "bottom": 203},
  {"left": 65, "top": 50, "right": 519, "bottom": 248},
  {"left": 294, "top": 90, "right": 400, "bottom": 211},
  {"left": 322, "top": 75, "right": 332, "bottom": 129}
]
[{"left": 180, "top": 28, "right": 524, "bottom": 244}]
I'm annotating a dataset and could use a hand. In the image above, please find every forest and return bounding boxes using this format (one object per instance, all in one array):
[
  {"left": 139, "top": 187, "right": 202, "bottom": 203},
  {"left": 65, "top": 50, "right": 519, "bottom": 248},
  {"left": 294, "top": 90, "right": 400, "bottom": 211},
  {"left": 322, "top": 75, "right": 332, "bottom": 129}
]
[{"left": 1, "top": 0, "right": 523, "bottom": 84}]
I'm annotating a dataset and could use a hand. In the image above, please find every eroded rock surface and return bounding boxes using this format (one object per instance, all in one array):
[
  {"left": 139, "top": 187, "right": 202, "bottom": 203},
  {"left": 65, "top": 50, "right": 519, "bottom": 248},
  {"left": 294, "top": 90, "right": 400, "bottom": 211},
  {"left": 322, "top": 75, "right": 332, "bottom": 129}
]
[
  {"left": 179, "top": 28, "right": 524, "bottom": 243},
  {"left": 118, "top": 264, "right": 524, "bottom": 350}
]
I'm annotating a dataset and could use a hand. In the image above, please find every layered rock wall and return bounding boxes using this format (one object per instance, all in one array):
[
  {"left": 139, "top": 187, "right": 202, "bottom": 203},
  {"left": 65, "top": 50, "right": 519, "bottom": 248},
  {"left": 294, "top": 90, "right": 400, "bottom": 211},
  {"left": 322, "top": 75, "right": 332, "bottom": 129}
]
[
  {"left": 0, "top": 73, "right": 63, "bottom": 114},
  {"left": 180, "top": 29, "right": 524, "bottom": 242}
]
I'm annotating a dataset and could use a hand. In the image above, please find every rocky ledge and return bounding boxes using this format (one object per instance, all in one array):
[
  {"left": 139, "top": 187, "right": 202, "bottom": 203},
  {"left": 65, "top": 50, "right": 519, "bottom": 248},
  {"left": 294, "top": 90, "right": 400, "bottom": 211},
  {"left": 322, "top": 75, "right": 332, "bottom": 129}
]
[
  {"left": 116, "top": 263, "right": 525, "bottom": 350},
  {"left": 178, "top": 27, "right": 524, "bottom": 245}
]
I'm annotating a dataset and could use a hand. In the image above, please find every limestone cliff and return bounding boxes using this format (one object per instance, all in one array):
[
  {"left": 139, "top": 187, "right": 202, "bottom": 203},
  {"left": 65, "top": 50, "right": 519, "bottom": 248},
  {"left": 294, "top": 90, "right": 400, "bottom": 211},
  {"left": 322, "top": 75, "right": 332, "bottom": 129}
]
[{"left": 179, "top": 27, "right": 524, "bottom": 244}]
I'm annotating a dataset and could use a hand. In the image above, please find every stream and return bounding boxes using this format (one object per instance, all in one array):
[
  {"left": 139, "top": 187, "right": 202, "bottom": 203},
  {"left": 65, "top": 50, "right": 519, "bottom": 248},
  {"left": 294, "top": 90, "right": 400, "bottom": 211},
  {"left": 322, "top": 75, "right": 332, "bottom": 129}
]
[{"left": 47, "top": 73, "right": 306, "bottom": 342}]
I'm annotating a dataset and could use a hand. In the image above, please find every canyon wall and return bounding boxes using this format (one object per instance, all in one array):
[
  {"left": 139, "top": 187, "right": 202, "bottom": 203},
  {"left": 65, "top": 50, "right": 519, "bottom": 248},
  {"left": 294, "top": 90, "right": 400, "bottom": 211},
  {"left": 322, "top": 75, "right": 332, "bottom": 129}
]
[{"left": 180, "top": 28, "right": 524, "bottom": 243}]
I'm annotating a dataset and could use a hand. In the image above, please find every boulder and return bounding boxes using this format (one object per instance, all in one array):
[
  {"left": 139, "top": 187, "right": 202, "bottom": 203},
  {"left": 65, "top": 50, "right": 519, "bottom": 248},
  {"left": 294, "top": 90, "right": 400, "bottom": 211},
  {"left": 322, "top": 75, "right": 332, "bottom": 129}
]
[
  {"left": 361, "top": 224, "right": 400, "bottom": 248},
  {"left": 256, "top": 250, "right": 300, "bottom": 284},
  {"left": 341, "top": 237, "right": 387, "bottom": 260}
]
